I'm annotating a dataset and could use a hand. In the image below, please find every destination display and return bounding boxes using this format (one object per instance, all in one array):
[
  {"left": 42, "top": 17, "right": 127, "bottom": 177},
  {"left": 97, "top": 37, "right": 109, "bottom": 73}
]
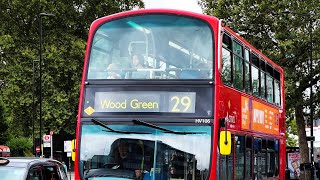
[{"left": 93, "top": 91, "right": 196, "bottom": 113}]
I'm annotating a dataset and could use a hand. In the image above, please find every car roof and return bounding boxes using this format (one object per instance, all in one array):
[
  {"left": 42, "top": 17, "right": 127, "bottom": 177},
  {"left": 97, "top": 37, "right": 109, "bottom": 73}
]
[{"left": 1, "top": 157, "right": 62, "bottom": 168}]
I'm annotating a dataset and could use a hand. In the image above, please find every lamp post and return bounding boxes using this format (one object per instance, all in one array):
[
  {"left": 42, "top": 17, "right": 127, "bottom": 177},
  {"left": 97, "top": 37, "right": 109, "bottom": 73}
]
[
  {"left": 32, "top": 59, "right": 39, "bottom": 156},
  {"left": 39, "top": 12, "right": 54, "bottom": 157},
  {"left": 283, "top": 10, "right": 315, "bottom": 179}
]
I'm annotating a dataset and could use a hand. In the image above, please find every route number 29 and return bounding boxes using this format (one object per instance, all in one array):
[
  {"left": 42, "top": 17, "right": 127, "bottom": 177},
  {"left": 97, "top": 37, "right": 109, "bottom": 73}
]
[{"left": 170, "top": 96, "right": 191, "bottom": 112}]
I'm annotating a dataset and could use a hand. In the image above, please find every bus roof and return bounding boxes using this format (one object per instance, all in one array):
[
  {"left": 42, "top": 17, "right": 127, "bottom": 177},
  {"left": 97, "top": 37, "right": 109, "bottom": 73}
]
[{"left": 92, "top": 8, "right": 219, "bottom": 25}]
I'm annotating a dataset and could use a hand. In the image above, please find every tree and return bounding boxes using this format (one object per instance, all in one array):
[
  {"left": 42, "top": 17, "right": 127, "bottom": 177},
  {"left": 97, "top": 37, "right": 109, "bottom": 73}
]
[
  {"left": 0, "top": 0, "right": 144, "bottom": 150},
  {"left": 199, "top": 0, "right": 320, "bottom": 179},
  {"left": 0, "top": 98, "right": 9, "bottom": 145}
]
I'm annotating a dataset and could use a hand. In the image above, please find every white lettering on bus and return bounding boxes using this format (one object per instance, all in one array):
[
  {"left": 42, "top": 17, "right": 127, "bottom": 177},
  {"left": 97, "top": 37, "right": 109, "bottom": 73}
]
[
  {"left": 195, "top": 119, "right": 211, "bottom": 123},
  {"left": 253, "top": 109, "right": 264, "bottom": 124}
]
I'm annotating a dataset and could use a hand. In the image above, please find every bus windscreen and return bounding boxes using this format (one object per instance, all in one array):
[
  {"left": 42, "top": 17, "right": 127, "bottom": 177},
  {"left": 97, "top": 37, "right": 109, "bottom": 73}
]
[{"left": 87, "top": 14, "right": 213, "bottom": 80}]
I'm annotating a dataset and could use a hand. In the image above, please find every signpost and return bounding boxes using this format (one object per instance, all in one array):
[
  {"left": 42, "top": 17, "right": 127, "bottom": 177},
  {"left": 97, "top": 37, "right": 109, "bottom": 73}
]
[
  {"left": 36, "top": 146, "right": 40, "bottom": 153},
  {"left": 64, "top": 140, "right": 72, "bottom": 180},
  {"left": 50, "top": 131, "right": 53, "bottom": 158},
  {"left": 43, "top": 133, "right": 53, "bottom": 158}
]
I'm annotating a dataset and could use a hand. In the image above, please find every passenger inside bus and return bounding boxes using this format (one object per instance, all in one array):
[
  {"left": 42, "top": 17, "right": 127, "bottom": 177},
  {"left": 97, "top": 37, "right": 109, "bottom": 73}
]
[
  {"left": 106, "top": 63, "right": 122, "bottom": 79},
  {"left": 125, "top": 54, "right": 149, "bottom": 79}
]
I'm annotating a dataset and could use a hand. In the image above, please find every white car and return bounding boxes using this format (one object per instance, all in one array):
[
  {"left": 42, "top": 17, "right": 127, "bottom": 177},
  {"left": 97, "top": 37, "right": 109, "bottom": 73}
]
[{"left": 0, "top": 157, "right": 68, "bottom": 180}]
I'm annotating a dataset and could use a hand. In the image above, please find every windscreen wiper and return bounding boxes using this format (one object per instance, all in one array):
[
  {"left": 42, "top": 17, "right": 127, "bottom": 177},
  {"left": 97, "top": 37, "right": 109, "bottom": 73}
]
[
  {"left": 91, "top": 119, "right": 150, "bottom": 134},
  {"left": 132, "top": 119, "right": 207, "bottom": 135}
]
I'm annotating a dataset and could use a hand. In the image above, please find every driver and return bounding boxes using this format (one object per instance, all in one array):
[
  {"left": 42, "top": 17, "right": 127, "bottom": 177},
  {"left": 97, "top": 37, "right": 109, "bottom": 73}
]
[{"left": 112, "top": 140, "right": 144, "bottom": 179}]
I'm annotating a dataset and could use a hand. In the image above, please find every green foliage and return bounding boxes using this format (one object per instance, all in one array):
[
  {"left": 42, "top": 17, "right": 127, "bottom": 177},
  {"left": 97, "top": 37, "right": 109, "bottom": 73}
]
[
  {"left": 0, "top": 98, "right": 9, "bottom": 144},
  {"left": 199, "top": 0, "right": 320, "bottom": 131},
  {"left": 0, "top": 0, "right": 144, "bottom": 142},
  {"left": 200, "top": 1, "right": 319, "bottom": 176},
  {"left": 7, "top": 136, "right": 33, "bottom": 156},
  {"left": 286, "top": 118, "right": 298, "bottom": 147}
]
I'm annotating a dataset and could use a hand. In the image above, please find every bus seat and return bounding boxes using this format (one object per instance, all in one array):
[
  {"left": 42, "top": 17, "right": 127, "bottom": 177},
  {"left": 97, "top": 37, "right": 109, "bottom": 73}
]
[{"left": 179, "top": 70, "right": 206, "bottom": 79}]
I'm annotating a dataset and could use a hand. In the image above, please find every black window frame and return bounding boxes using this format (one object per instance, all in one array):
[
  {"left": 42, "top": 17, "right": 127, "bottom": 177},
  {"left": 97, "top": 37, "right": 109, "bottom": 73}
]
[
  {"left": 233, "top": 40, "right": 244, "bottom": 91},
  {"left": 220, "top": 32, "right": 282, "bottom": 107}
]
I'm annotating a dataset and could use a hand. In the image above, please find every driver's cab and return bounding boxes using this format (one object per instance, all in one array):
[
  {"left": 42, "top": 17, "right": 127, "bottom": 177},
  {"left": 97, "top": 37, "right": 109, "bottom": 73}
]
[{"left": 85, "top": 138, "right": 196, "bottom": 180}]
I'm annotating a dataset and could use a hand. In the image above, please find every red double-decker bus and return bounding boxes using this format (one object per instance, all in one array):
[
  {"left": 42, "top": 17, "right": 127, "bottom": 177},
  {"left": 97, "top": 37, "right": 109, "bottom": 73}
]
[{"left": 75, "top": 9, "right": 286, "bottom": 180}]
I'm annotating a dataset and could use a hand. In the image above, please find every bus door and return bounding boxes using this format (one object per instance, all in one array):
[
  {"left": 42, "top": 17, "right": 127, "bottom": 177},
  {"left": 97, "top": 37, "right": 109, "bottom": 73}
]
[
  {"left": 245, "top": 135, "right": 253, "bottom": 180},
  {"left": 254, "top": 138, "right": 262, "bottom": 180},
  {"left": 220, "top": 134, "right": 234, "bottom": 180}
]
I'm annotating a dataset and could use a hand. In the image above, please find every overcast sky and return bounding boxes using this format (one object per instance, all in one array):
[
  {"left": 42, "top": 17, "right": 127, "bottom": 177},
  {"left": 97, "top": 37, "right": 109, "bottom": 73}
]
[{"left": 143, "top": 0, "right": 203, "bottom": 14}]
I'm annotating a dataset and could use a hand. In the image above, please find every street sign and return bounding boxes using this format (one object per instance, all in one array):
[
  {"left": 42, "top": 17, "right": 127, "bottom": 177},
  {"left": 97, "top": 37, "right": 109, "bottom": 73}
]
[
  {"left": 36, "top": 146, "right": 40, "bottom": 153},
  {"left": 44, "top": 142, "right": 50, "bottom": 147},
  {"left": 43, "top": 135, "right": 51, "bottom": 143},
  {"left": 64, "top": 141, "right": 72, "bottom": 152},
  {"left": 50, "top": 131, "right": 54, "bottom": 136}
]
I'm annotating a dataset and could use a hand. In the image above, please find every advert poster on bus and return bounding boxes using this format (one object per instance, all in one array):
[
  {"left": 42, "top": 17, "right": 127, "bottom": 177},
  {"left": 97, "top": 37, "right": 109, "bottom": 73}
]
[
  {"left": 287, "top": 152, "right": 300, "bottom": 179},
  {"left": 241, "top": 96, "right": 279, "bottom": 134}
]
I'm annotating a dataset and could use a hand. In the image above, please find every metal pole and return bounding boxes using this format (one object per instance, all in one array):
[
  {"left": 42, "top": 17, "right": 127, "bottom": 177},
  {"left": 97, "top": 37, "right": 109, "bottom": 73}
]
[
  {"left": 32, "top": 60, "right": 38, "bottom": 156},
  {"left": 39, "top": 14, "right": 43, "bottom": 157},
  {"left": 38, "top": 12, "right": 54, "bottom": 158},
  {"left": 51, "top": 134, "right": 53, "bottom": 158},
  {"left": 309, "top": 16, "right": 314, "bottom": 180}
]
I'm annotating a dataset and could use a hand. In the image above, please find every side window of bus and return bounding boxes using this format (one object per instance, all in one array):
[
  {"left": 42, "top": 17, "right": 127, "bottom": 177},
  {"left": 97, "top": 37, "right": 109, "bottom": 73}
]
[
  {"left": 267, "top": 139, "right": 279, "bottom": 177},
  {"left": 222, "top": 34, "right": 232, "bottom": 86},
  {"left": 274, "top": 70, "right": 281, "bottom": 106},
  {"left": 266, "top": 64, "right": 274, "bottom": 103},
  {"left": 244, "top": 49, "right": 251, "bottom": 93},
  {"left": 253, "top": 138, "right": 262, "bottom": 180},
  {"left": 260, "top": 59, "right": 266, "bottom": 100},
  {"left": 245, "top": 136, "right": 252, "bottom": 180},
  {"left": 251, "top": 54, "right": 260, "bottom": 97},
  {"left": 233, "top": 41, "right": 244, "bottom": 91},
  {"left": 220, "top": 134, "right": 234, "bottom": 180},
  {"left": 235, "top": 135, "right": 245, "bottom": 180},
  {"left": 261, "top": 139, "right": 267, "bottom": 178}
]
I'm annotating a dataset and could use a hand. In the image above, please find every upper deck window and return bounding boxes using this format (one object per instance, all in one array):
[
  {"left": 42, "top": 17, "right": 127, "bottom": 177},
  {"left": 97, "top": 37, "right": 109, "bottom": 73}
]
[{"left": 87, "top": 14, "right": 213, "bottom": 80}]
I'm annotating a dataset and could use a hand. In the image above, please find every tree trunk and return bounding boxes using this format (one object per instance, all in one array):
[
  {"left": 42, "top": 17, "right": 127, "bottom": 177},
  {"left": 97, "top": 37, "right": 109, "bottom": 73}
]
[{"left": 295, "top": 104, "right": 311, "bottom": 180}]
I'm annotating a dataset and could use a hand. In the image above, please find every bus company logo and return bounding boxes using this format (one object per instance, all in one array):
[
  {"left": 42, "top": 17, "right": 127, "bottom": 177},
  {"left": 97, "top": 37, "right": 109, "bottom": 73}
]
[
  {"left": 225, "top": 112, "right": 235, "bottom": 124},
  {"left": 225, "top": 100, "right": 235, "bottom": 124},
  {"left": 84, "top": 106, "right": 95, "bottom": 115}
]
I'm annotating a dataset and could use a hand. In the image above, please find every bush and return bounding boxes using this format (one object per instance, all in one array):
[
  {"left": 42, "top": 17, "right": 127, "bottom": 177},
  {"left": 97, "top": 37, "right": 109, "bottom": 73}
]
[{"left": 7, "top": 136, "right": 32, "bottom": 156}]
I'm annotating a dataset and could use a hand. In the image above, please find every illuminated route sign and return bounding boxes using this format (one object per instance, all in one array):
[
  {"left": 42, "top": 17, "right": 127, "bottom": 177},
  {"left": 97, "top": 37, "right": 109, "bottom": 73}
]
[{"left": 93, "top": 91, "right": 196, "bottom": 113}]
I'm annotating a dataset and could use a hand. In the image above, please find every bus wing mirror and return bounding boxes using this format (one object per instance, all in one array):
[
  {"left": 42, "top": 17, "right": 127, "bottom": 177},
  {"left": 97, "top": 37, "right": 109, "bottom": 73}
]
[{"left": 219, "top": 131, "right": 231, "bottom": 155}]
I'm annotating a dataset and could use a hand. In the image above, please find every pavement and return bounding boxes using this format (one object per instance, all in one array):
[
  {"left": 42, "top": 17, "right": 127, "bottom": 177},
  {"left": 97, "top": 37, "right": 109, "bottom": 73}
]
[{"left": 67, "top": 171, "right": 75, "bottom": 180}]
